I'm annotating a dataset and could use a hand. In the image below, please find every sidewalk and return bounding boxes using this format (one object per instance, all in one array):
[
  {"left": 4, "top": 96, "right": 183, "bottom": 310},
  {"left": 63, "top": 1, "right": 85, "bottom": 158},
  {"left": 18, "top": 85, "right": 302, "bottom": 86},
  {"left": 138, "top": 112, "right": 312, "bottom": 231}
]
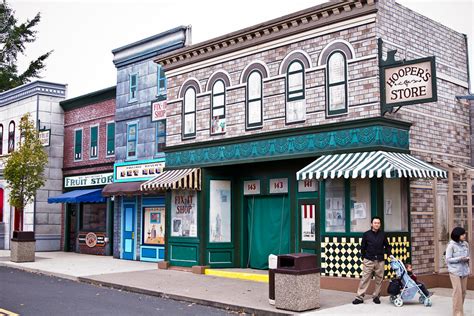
[{"left": 0, "top": 251, "right": 472, "bottom": 315}]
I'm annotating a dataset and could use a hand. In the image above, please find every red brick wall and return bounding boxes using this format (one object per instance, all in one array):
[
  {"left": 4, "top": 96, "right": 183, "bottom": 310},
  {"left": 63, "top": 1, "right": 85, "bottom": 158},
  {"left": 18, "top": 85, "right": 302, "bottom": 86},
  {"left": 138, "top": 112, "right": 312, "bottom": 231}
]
[{"left": 63, "top": 98, "right": 116, "bottom": 171}]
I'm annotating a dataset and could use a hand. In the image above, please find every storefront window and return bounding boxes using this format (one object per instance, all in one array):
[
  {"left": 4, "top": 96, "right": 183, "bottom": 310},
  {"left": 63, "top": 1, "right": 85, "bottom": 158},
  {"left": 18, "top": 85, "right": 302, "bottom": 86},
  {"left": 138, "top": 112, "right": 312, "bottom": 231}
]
[
  {"left": 143, "top": 207, "right": 165, "bottom": 245},
  {"left": 350, "top": 179, "right": 371, "bottom": 232},
  {"left": 209, "top": 180, "right": 231, "bottom": 243},
  {"left": 325, "top": 179, "right": 345, "bottom": 232},
  {"left": 171, "top": 190, "right": 197, "bottom": 237},
  {"left": 81, "top": 203, "right": 106, "bottom": 231},
  {"left": 384, "top": 178, "right": 408, "bottom": 232}
]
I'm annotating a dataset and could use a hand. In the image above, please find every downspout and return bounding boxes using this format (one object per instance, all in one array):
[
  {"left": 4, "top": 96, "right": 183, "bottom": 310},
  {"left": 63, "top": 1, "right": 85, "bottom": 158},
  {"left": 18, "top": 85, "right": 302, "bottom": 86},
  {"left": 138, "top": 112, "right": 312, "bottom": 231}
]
[
  {"left": 34, "top": 94, "right": 39, "bottom": 232},
  {"left": 463, "top": 34, "right": 473, "bottom": 167}
]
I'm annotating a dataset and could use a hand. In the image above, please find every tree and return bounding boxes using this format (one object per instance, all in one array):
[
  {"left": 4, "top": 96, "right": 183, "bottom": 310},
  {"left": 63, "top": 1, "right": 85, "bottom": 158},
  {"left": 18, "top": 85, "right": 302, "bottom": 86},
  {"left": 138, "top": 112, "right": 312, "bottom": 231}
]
[
  {"left": 0, "top": 0, "right": 52, "bottom": 92},
  {"left": 3, "top": 114, "right": 48, "bottom": 231}
]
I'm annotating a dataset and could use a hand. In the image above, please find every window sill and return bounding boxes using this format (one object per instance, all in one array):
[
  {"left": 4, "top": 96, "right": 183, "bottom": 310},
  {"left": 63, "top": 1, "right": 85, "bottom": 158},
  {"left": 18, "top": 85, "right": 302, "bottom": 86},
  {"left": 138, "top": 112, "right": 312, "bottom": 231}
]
[{"left": 128, "top": 99, "right": 138, "bottom": 104}]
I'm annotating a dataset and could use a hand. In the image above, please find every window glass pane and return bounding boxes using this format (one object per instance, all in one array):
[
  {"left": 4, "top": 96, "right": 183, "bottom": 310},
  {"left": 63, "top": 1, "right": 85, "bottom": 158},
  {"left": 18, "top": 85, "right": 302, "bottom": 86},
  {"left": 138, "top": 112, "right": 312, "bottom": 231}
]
[
  {"left": 211, "top": 117, "right": 226, "bottom": 134},
  {"left": 212, "top": 107, "right": 224, "bottom": 117},
  {"left": 0, "top": 125, "right": 3, "bottom": 154},
  {"left": 288, "top": 72, "right": 303, "bottom": 93},
  {"left": 213, "top": 80, "right": 225, "bottom": 94},
  {"left": 329, "top": 52, "right": 345, "bottom": 84},
  {"left": 143, "top": 207, "right": 165, "bottom": 245},
  {"left": 184, "top": 88, "right": 196, "bottom": 113},
  {"left": 384, "top": 178, "right": 408, "bottom": 232},
  {"left": 8, "top": 121, "right": 15, "bottom": 153},
  {"left": 107, "top": 123, "right": 115, "bottom": 155},
  {"left": 350, "top": 179, "right": 371, "bottom": 232},
  {"left": 127, "top": 140, "right": 136, "bottom": 157},
  {"left": 128, "top": 124, "right": 136, "bottom": 141},
  {"left": 248, "top": 72, "right": 261, "bottom": 99},
  {"left": 156, "top": 121, "right": 166, "bottom": 153},
  {"left": 171, "top": 190, "right": 198, "bottom": 237},
  {"left": 90, "top": 126, "right": 98, "bottom": 158},
  {"left": 325, "top": 179, "right": 345, "bottom": 233},
  {"left": 289, "top": 61, "right": 303, "bottom": 72},
  {"left": 287, "top": 99, "right": 306, "bottom": 122},
  {"left": 74, "top": 129, "right": 82, "bottom": 160},
  {"left": 209, "top": 180, "right": 231, "bottom": 243},
  {"left": 127, "top": 124, "right": 137, "bottom": 157},
  {"left": 184, "top": 113, "right": 195, "bottom": 135},
  {"left": 329, "top": 84, "right": 346, "bottom": 111},
  {"left": 213, "top": 94, "right": 224, "bottom": 108},
  {"left": 81, "top": 203, "right": 106, "bottom": 231},
  {"left": 248, "top": 100, "right": 261, "bottom": 124}
]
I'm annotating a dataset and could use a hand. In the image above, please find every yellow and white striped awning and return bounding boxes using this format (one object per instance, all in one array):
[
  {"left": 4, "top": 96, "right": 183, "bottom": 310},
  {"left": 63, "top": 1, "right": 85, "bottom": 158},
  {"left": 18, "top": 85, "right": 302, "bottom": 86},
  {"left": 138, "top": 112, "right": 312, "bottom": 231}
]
[
  {"left": 141, "top": 168, "right": 201, "bottom": 191},
  {"left": 297, "top": 151, "right": 447, "bottom": 180}
]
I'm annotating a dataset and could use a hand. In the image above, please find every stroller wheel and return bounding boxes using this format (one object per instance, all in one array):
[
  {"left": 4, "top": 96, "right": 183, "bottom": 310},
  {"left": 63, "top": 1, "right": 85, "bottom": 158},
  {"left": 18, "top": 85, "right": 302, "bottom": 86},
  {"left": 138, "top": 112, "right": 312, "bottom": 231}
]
[
  {"left": 394, "top": 297, "right": 403, "bottom": 307},
  {"left": 390, "top": 296, "right": 396, "bottom": 303},
  {"left": 419, "top": 296, "right": 425, "bottom": 304},
  {"left": 424, "top": 298, "right": 432, "bottom": 307}
]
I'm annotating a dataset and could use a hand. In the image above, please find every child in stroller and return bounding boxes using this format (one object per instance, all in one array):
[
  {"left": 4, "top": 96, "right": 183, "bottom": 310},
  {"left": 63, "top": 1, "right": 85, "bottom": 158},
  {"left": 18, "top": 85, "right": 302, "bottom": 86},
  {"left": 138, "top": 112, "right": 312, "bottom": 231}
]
[{"left": 388, "top": 255, "right": 433, "bottom": 307}]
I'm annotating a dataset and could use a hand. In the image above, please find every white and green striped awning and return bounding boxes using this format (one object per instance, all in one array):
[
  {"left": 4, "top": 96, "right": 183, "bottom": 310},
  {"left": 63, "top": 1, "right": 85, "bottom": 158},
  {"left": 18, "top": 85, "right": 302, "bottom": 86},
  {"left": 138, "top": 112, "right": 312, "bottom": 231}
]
[{"left": 297, "top": 151, "right": 447, "bottom": 180}]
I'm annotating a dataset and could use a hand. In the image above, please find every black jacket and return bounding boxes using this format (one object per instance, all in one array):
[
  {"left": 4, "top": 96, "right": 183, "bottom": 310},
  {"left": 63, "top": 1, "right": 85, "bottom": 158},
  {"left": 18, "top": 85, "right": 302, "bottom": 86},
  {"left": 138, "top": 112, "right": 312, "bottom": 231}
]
[{"left": 360, "top": 229, "right": 391, "bottom": 261}]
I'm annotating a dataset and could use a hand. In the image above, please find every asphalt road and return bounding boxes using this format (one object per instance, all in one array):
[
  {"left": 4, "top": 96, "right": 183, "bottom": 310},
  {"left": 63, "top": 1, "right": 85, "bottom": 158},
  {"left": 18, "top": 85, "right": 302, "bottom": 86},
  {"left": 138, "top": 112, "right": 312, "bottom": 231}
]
[{"left": 0, "top": 267, "right": 239, "bottom": 316}]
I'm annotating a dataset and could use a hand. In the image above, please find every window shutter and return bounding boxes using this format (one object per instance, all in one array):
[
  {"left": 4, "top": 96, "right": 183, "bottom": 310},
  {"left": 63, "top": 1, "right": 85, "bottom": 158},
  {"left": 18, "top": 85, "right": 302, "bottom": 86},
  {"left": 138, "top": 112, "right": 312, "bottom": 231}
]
[
  {"left": 107, "top": 122, "right": 115, "bottom": 156},
  {"left": 74, "top": 130, "right": 82, "bottom": 160}
]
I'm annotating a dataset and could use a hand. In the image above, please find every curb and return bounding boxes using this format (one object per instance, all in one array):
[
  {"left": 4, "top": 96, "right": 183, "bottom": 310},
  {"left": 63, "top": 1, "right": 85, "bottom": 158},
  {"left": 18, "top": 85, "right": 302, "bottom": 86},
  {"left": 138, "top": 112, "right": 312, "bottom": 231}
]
[{"left": 0, "top": 261, "right": 79, "bottom": 281}]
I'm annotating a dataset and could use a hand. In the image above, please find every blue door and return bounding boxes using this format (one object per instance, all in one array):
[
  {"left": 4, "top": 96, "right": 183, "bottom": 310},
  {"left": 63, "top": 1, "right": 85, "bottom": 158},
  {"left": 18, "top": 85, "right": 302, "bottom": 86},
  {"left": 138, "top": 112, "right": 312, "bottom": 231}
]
[{"left": 122, "top": 203, "right": 136, "bottom": 260}]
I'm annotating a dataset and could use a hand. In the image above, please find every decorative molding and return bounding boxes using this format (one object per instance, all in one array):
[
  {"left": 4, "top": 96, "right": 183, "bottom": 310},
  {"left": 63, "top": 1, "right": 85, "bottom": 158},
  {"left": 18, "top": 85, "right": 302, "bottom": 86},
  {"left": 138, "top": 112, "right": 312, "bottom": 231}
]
[
  {"left": 0, "top": 81, "right": 67, "bottom": 107},
  {"left": 166, "top": 124, "right": 409, "bottom": 168}
]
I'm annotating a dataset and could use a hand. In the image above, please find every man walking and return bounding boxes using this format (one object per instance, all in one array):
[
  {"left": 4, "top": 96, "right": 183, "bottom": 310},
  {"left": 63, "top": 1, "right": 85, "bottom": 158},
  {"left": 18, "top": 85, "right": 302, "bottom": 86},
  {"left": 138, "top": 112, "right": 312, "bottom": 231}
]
[{"left": 353, "top": 216, "right": 391, "bottom": 304}]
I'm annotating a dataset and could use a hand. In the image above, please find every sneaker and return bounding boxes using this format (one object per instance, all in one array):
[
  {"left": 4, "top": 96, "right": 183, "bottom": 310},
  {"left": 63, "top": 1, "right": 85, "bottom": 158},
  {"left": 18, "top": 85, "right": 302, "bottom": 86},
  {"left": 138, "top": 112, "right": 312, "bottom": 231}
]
[
  {"left": 352, "top": 298, "right": 364, "bottom": 304},
  {"left": 373, "top": 297, "right": 381, "bottom": 304}
]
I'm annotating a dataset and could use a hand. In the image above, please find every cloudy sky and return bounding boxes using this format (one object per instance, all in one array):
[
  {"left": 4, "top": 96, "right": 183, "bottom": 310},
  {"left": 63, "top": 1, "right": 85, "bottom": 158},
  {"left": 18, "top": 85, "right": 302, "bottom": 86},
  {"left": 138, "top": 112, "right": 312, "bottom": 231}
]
[{"left": 9, "top": 0, "right": 474, "bottom": 98}]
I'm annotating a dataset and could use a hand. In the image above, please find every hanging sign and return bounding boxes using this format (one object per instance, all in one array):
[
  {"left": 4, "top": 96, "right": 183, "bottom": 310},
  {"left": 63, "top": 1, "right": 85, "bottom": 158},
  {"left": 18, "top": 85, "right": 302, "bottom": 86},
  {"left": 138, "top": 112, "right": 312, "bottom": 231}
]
[
  {"left": 381, "top": 56, "right": 437, "bottom": 114},
  {"left": 151, "top": 100, "right": 167, "bottom": 122},
  {"left": 301, "top": 204, "right": 316, "bottom": 241},
  {"left": 38, "top": 129, "right": 51, "bottom": 147},
  {"left": 243, "top": 180, "right": 260, "bottom": 195},
  {"left": 298, "top": 179, "right": 318, "bottom": 192}
]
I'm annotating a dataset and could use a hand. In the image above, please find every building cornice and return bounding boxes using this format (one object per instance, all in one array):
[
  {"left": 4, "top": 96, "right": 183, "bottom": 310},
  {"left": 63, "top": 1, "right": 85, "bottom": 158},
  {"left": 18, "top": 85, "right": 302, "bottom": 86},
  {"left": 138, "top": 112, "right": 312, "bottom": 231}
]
[
  {"left": 60, "top": 86, "right": 116, "bottom": 111},
  {"left": 154, "top": 0, "right": 376, "bottom": 71},
  {"left": 0, "top": 81, "right": 67, "bottom": 107}
]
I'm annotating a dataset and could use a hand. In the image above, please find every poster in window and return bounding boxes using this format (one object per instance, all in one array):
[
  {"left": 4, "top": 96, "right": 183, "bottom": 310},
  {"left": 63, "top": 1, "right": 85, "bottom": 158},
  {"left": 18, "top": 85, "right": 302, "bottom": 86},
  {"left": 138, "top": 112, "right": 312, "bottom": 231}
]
[
  {"left": 301, "top": 204, "right": 316, "bottom": 241},
  {"left": 209, "top": 180, "right": 231, "bottom": 243},
  {"left": 143, "top": 207, "right": 165, "bottom": 245},
  {"left": 385, "top": 199, "right": 393, "bottom": 215},
  {"left": 171, "top": 190, "right": 197, "bottom": 237},
  {"left": 353, "top": 202, "right": 367, "bottom": 219}
]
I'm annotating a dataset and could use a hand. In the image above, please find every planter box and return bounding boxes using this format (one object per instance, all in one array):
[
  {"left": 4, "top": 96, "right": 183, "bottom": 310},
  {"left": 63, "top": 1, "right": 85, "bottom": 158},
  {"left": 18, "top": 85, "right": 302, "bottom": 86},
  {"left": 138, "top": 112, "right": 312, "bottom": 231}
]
[{"left": 10, "top": 231, "right": 36, "bottom": 263}]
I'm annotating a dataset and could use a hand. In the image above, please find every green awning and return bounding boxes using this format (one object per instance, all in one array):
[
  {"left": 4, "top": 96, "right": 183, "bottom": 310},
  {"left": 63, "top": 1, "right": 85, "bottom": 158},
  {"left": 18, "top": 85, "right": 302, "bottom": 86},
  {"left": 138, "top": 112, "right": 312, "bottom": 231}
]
[{"left": 297, "top": 151, "right": 447, "bottom": 180}]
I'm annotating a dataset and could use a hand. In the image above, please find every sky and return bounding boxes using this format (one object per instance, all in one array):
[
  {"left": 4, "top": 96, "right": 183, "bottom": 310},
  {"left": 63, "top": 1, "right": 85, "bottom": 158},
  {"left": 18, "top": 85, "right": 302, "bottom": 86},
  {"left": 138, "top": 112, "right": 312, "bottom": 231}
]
[{"left": 9, "top": 0, "right": 474, "bottom": 98}]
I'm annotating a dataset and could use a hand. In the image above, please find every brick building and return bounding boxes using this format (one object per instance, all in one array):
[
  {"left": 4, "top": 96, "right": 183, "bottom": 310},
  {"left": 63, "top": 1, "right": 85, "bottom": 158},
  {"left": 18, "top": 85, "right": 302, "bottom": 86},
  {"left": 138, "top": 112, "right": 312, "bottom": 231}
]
[
  {"left": 0, "top": 81, "right": 67, "bottom": 251},
  {"left": 142, "top": 0, "right": 471, "bottom": 288},
  {"left": 49, "top": 87, "right": 116, "bottom": 255}
]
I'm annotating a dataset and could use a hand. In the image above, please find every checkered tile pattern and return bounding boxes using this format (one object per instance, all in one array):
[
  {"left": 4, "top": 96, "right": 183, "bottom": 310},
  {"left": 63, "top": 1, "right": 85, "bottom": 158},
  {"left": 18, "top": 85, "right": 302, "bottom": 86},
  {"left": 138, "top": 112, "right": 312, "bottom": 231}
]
[{"left": 321, "top": 235, "right": 410, "bottom": 279}]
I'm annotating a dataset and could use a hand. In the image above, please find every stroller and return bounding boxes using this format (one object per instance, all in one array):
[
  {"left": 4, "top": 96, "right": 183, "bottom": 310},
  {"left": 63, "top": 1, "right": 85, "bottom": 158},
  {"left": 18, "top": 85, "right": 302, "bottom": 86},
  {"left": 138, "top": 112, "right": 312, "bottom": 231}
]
[{"left": 388, "top": 255, "right": 432, "bottom": 307}]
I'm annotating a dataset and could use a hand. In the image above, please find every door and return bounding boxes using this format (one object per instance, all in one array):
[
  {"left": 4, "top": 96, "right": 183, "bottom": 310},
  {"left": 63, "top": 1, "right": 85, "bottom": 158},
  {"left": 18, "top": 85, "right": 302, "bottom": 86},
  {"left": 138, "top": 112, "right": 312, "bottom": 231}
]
[
  {"left": 246, "top": 195, "right": 290, "bottom": 269},
  {"left": 122, "top": 203, "right": 136, "bottom": 260},
  {"left": 67, "top": 204, "right": 77, "bottom": 252},
  {"left": 298, "top": 199, "right": 319, "bottom": 255}
]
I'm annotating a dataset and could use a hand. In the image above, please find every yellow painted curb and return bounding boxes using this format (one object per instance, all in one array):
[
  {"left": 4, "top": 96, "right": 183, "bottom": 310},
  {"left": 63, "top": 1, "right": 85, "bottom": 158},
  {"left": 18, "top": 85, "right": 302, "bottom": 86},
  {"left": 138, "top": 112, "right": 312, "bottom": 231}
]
[
  {"left": 205, "top": 269, "right": 269, "bottom": 283},
  {"left": 0, "top": 308, "right": 19, "bottom": 316}
]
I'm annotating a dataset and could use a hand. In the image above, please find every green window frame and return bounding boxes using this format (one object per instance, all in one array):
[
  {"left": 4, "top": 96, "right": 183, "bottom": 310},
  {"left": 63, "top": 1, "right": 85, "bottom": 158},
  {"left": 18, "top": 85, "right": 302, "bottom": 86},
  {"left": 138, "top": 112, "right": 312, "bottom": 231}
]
[
  {"left": 156, "top": 120, "right": 166, "bottom": 154},
  {"left": 182, "top": 87, "right": 196, "bottom": 139},
  {"left": 129, "top": 73, "right": 138, "bottom": 102},
  {"left": 157, "top": 65, "right": 167, "bottom": 97},
  {"left": 211, "top": 80, "right": 226, "bottom": 135},
  {"left": 287, "top": 60, "right": 305, "bottom": 102},
  {"left": 90, "top": 125, "right": 98, "bottom": 159},
  {"left": 74, "top": 128, "right": 83, "bottom": 161},
  {"left": 246, "top": 70, "right": 263, "bottom": 129},
  {"left": 127, "top": 122, "right": 138, "bottom": 159},
  {"left": 326, "top": 51, "right": 348, "bottom": 117},
  {"left": 106, "top": 122, "right": 115, "bottom": 156}
]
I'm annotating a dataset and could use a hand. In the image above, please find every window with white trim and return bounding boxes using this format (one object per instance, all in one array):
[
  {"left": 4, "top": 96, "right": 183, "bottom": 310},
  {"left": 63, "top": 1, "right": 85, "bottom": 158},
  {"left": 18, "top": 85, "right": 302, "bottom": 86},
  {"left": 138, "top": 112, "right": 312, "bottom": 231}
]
[
  {"left": 157, "top": 65, "right": 167, "bottom": 97},
  {"left": 326, "top": 51, "right": 348, "bottom": 116},
  {"left": 246, "top": 71, "right": 263, "bottom": 129},
  {"left": 286, "top": 60, "right": 306, "bottom": 123},
  {"left": 74, "top": 128, "right": 82, "bottom": 161},
  {"left": 90, "top": 125, "right": 98, "bottom": 159},
  {"left": 211, "top": 80, "right": 226, "bottom": 134},
  {"left": 127, "top": 122, "right": 138, "bottom": 159},
  {"left": 183, "top": 87, "right": 196, "bottom": 138},
  {"left": 129, "top": 73, "right": 138, "bottom": 101}
]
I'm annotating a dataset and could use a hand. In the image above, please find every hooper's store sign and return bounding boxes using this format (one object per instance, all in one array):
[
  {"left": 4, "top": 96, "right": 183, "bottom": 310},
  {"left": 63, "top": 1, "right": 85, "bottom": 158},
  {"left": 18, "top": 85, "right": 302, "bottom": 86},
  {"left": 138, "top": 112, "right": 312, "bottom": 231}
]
[
  {"left": 65, "top": 172, "right": 113, "bottom": 188},
  {"left": 114, "top": 159, "right": 165, "bottom": 182},
  {"left": 381, "top": 56, "right": 437, "bottom": 114}
]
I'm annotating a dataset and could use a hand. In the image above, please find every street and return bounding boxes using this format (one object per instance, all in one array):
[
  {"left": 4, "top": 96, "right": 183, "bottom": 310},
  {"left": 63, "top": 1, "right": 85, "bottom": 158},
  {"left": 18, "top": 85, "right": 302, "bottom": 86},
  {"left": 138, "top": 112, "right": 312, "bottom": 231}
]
[{"left": 0, "top": 267, "right": 237, "bottom": 316}]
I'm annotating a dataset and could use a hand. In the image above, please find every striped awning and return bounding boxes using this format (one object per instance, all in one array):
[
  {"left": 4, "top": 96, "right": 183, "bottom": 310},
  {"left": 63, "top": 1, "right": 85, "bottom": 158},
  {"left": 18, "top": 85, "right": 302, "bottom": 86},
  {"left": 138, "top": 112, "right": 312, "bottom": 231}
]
[
  {"left": 141, "top": 168, "right": 201, "bottom": 191},
  {"left": 297, "top": 151, "right": 447, "bottom": 180}
]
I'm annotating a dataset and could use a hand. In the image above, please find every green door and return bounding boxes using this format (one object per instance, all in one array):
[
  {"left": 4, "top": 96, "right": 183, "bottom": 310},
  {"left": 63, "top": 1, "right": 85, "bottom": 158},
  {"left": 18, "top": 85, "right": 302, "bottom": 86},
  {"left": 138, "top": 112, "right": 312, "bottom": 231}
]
[{"left": 246, "top": 195, "right": 290, "bottom": 269}]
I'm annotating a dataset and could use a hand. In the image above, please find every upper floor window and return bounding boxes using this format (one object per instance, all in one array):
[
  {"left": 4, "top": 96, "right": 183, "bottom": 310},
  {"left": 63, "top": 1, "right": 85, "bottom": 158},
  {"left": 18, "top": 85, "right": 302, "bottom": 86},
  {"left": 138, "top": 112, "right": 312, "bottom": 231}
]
[
  {"left": 326, "top": 51, "right": 348, "bottom": 116},
  {"left": 90, "top": 125, "right": 98, "bottom": 159},
  {"left": 246, "top": 70, "right": 263, "bottom": 129},
  {"left": 74, "top": 129, "right": 83, "bottom": 161},
  {"left": 0, "top": 124, "right": 3, "bottom": 155},
  {"left": 211, "top": 80, "right": 226, "bottom": 134},
  {"left": 106, "top": 122, "right": 115, "bottom": 157},
  {"left": 8, "top": 121, "right": 15, "bottom": 153},
  {"left": 287, "top": 61, "right": 305, "bottom": 101},
  {"left": 129, "top": 73, "right": 138, "bottom": 102},
  {"left": 156, "top": 120, "right": 166, "bottom": 154},
  {"left": 157, "top": 65, "right": 167, "bottom": 97},
  {"left": 127, "top": 122, "right": 138, "bottom": 159},
  {"left": 183, "top": 87, "right": 196, "bottom": 138}
]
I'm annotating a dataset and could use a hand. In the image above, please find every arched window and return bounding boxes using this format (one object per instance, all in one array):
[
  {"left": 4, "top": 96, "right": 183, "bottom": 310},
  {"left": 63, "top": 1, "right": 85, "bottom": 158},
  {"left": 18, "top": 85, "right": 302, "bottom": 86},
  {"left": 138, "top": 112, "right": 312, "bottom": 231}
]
[
  {"left": 211, "top": 80, "right": 226, "bottom": 134},
  {"left": 246, "top": 70, "right": 263, "bottom": 129},
  {"left": 0, "top": 124, "right": 3, "bottom": 155},
  {"left": 8, "top": 121, "right": 15, "bottom": 153},
  {"left": 287, "top": 61, "right": 305, "bottom": 101},
  {"left": 326, "top": 51, "right": 348, "bottom": 116},
  {"left": 183, "top": 87, "right": 196, "bottom": 138}
]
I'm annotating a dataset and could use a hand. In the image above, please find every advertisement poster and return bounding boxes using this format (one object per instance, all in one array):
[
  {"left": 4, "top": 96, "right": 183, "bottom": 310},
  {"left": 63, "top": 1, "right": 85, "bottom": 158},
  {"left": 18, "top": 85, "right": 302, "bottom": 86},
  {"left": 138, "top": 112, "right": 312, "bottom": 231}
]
[
  {"left": 143, "top": 207, "right": 165, "bottom": 245},
  {"left": 385, "top": 199, "right": 393, "bottom": 215},
  {"left": 171, "top": 190, "right": 197, "bottom": 237},
  {"left": 209, "top": 180, "right": 231, "bottom": 243},
  {"left": 353, "top": 202, "right": 367, "bottom": 219},
  {"left": 115, "top": 161, "right": 165, "bottom": 181},
  {"left": 301, "top": 204, "right": 316, "bottom": 241}
]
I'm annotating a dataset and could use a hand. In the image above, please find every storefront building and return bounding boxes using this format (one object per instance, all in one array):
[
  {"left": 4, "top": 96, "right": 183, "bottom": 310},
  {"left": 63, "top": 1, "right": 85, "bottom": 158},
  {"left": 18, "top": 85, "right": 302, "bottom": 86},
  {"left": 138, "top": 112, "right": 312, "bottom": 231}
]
[
  {"left": 48, "top": 87, "right": 116, "bottom": 255},
  {"left": 106, "top": 26, "right": 192, "bottom": 262},
  {"left": 0, "top": 81, "right": 67, "bottom": 250},
  {"left": 149, "top": 0, "right": 471, "bottom": 286}
]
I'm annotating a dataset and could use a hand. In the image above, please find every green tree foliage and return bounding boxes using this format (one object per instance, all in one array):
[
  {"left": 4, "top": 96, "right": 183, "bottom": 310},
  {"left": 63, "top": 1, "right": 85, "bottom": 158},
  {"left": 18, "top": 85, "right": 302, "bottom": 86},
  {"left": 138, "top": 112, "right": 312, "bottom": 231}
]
[
  {"left": 0, "top": 0, "right": 51, "bottom": 92},
  {"left": 3, "top": 114, "right": 48, "bottom": 221}
]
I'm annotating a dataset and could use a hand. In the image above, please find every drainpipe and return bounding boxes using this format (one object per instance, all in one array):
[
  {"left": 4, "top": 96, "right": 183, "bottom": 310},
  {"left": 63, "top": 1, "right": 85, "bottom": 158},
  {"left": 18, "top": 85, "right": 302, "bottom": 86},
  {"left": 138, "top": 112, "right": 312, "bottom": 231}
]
[{"left": 33, "top": 94, "right": 39, "bottom": 233}]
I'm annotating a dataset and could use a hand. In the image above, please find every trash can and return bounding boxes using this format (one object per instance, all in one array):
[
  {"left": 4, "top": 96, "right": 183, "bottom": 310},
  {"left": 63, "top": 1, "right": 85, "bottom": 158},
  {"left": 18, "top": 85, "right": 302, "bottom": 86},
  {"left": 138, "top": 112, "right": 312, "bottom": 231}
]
[
  {"left": 10, "top": 231, "right": 36, "bottom": 263},
  {"left": 274, "top": 253, "right": 320, "bottom": 312},
  {"left": 268, "top": 254, "right": 278, "bottom": 305}
]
